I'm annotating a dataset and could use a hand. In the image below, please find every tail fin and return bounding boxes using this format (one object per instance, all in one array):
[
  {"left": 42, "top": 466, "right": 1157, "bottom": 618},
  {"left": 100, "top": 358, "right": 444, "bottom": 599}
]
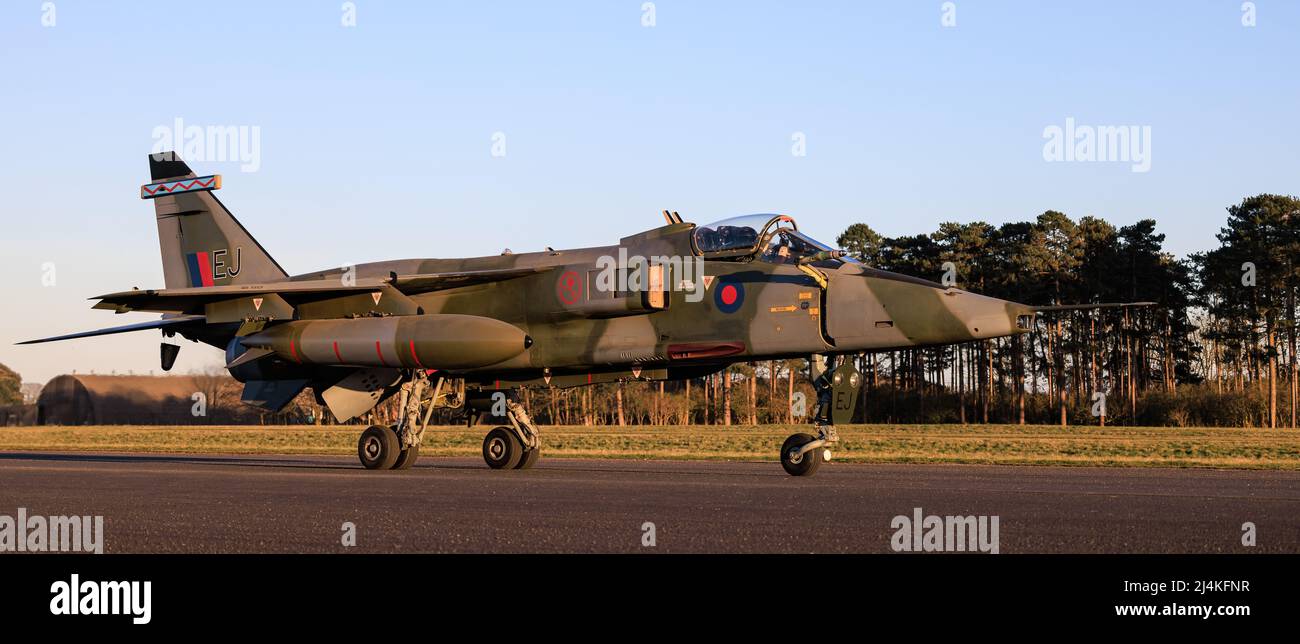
[{"left": 145, "top": 152, "right": 287, "bottom": 289}]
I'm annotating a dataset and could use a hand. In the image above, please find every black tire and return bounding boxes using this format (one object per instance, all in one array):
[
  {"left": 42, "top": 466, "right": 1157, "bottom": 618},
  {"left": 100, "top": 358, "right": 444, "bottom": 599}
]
[
  {"left": 358, "top": 425, "right": 400, "bottom": 470},
  {"left": 391, "top": 443, "right": 420, "bottom": 470},
  {"left": 780, "top": 433, "right": 822, "bottom": 477},
  {"left": 514, "top": 442, "right": 540, "bottom": 470},
  {"left": 482, "top": 427, "right": 523, "bottom": 469}
]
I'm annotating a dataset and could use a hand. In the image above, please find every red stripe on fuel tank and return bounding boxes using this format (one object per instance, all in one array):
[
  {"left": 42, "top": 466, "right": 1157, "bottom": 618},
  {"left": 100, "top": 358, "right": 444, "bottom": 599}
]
[
  {"left": 375, "top": 341, "right": 389, "bottom": 367},
  {"left": 409, "top": 340, "right": 424, "bottom": 369},
  {"left": 332, "top": 341, "right": 343, "bottom": 363},
  {"left": 289, "top": 338, "right": 299, "bottom": 363}
]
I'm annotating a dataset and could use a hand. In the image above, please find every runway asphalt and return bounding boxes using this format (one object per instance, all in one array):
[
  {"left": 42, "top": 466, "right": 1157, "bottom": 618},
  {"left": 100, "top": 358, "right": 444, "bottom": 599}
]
[{"left": 0, "top": 451, "right": 1296, "bottom": 553}]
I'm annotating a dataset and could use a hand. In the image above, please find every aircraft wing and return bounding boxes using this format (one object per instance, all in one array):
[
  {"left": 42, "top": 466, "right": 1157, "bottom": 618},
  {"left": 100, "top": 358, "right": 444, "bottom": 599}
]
[
  {"left": 1033, "top": 302, "right": 1156, "bottom": 312},
  {"left": 89, "top": 268, "right": 549, "bottom": 314},
  {"left": 16, "top": 315, "right": 206, "bottom": 345},
  {"left": 388, "top": 267, "right": 548, "bottom": 294},
  {"left": 91, "top": 279, "right": 387, "bottom": 314}
]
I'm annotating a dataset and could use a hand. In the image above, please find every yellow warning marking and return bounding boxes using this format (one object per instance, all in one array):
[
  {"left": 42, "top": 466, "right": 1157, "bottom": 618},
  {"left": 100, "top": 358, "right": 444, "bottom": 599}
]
[
  {"left": 798, "top": 291, "right": 814, "bottom": 300},
  {"left": 797, "top": 264, "right": 828, "bottom": 289},
  {"left": 808, "top": 307, "right": 820, "bottom": 316},
  {"left": 769, "top": 305, "right": 797, "bottom": 313}
]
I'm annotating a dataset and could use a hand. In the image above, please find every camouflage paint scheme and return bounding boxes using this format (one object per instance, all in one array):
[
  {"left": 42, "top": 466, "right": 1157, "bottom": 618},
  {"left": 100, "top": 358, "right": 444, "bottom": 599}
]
[
  {"left": 287, "top": 227, "right": 1035, "bottom": 375},
  {"left": 22, "top": 154, "right": 1037, "bottom": 421}
]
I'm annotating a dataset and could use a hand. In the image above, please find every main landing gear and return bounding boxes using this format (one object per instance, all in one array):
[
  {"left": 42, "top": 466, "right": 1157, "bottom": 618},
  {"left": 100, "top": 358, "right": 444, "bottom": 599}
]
[
  {"left": 354, "top": 370, "right": 542, "bottom": 472},
  {"left": 357, "top": 371, "right": 462, "bottom": 470},
  {"left": 358, "top": 424, "right": 401, "bottom": 469},
  {"left": 473, "top": 392, "right": 541, "bottom": 470},
  {"left": 780, "top": 356, "right": 860, "bottom": 477}
]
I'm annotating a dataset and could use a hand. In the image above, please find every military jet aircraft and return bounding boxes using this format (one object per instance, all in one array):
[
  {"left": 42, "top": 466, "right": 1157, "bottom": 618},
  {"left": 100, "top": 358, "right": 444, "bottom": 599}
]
[{"left": 21, "top": 153, "right": 1148, "bottom": 476}]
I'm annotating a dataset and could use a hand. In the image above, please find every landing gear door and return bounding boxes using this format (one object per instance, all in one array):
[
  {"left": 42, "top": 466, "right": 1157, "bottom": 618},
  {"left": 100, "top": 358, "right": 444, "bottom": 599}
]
[{"left": 828, "top": 363, "right": 861, "bottom": 425}]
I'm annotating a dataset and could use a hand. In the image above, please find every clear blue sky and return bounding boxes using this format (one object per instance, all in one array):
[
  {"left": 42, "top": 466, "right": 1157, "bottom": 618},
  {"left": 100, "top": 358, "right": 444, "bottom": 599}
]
[{"left": 1, "top": 1, "right": 1297, "bottom": 382}]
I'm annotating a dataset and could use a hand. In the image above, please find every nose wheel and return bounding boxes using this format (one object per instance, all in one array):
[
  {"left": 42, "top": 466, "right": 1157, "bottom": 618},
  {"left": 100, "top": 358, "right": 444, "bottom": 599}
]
[{"left": 780, "top": 433, "right": 824, "bottom": 476}]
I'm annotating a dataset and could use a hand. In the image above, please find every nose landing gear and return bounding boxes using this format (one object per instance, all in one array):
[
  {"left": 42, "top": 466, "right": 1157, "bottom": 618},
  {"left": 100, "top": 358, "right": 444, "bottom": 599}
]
[{"left": 780, "top": 356, "right": 859, "bottom": 477}]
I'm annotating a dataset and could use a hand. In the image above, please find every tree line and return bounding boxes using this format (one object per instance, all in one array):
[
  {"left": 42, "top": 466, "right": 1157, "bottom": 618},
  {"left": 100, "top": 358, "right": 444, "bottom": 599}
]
[{"left": 501, "top": 193, "right": 1300, "bottom": 429}]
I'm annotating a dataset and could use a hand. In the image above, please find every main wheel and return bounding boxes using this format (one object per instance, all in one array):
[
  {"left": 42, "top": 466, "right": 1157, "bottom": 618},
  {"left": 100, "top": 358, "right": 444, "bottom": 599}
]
[
  {"left": 482, "top": 427, "right": 523, "bottom": 469},
  {"left": 780, "top": 433, "right": 823, "bottom": 477},
  {"left": 358, "top": 425, "right": 400, "bottom": 470},
  {"left": 391, "top": 443, "right": 420, "bottom": 470},
  {"left": 514, "top": 443, "right": 540, "bottom": 470}
]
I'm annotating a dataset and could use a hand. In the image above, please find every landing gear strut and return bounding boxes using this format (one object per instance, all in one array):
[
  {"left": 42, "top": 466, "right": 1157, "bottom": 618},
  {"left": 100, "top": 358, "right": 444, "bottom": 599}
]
[
  {"left": 356, "top": 370, "right": 463, "bottom": 470},
  {"left": 477, "top": 391, "right": 541, "bottom": 470},
  {"left": 780, "top": 356, "right": 860, "bottom": 477}
]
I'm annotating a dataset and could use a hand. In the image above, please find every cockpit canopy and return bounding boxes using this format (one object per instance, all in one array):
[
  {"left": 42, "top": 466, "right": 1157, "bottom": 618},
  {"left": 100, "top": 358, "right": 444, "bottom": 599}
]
[
  {"left": 691, "top": 214, "right": 846, "bottom": 266},
  {"left": 692, "top": 214, "right": 793, "bottom": 255}
]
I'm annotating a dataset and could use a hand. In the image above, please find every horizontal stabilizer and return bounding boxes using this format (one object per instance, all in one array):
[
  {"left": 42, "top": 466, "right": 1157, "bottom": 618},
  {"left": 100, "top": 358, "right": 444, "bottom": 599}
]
[{"left": 16, "top": 315, "right": 205, "bottom": 345}]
